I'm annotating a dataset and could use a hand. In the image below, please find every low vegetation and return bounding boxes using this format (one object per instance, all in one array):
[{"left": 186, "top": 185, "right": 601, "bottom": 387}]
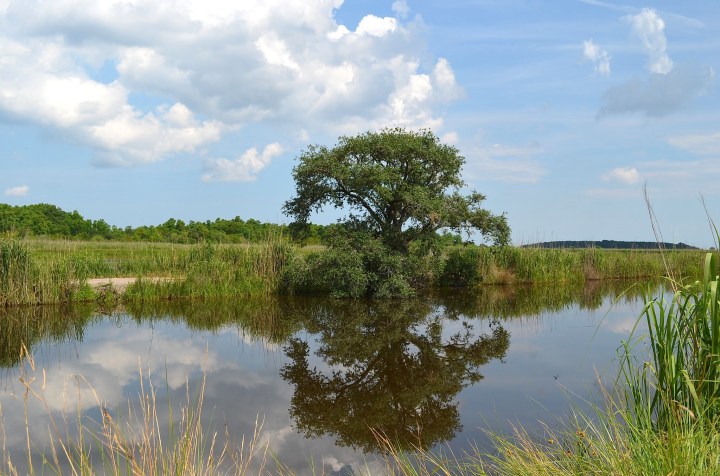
[{"left": 0, "top": 236, "right": 709, "bottom": 305}]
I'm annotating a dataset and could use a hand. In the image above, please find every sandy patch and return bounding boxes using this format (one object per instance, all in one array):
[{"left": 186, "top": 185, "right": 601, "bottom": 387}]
[{"left": 86, "top": 277, "right": 174, "bottom": 293}]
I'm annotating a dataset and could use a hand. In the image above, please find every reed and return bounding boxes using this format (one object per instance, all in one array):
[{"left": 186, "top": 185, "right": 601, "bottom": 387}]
[
  {"left": 0, "top": 240, "right": 35, "bottom": 306},
  {"left": 440, "top": 246, "right": 705, "bottom": 286},
  {"left": 619, "top": 251, "right": 720, "bottom": 431},
  {"left": 0, "top": 238, "right": 293, "bottom": 306}
]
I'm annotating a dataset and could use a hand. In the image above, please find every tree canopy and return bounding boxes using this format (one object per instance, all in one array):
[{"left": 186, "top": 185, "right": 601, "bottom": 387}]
[{"left": 283, "top": 128, "right": 510, "bottom": 252}]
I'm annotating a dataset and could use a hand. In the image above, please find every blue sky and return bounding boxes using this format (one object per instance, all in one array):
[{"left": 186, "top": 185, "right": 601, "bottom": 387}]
[{"left": 1, "top": 0, "right": 718, "bottom": 246}]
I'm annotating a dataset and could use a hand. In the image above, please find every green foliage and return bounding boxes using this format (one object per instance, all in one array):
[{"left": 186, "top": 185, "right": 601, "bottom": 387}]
[
  {"left": 281, "top": 128, "right": 510, "bottom": 297},
  {"left": 440, "top": 247, "right": 483, "bottom": 286},
  {"left": 619, "top": 252, "right": 720, "bottom": 431},
  {"left": 283, "top": 128, "right": 510, "bottom": 253},
  {"left": 0, "top": 202, "right": 298, "bottom": 244}
]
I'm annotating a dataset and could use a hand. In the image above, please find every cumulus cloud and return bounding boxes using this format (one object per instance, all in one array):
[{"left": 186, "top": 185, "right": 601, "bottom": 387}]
[
  {"left": 465, "top": 143, "right": 545, "bottom": 183},
  {"left": 202, "top": 143, "right": 284, "bottom": 182},
  {"left": 4, "top": 185, "right": 28, "bottom": 196},
  {"left": 0, "top": 0, "right": 459, "bottom": 167},
  {"left": 598, "top": 65, "right": 713, "bottom": 117},
  {"left": 356, "top": 15, "right": 397, "bottom": 37},
  {"left": 603, "top": 167, "right": 641, "bottom": 184},
  {"left": 582, "top": 39, "right": 611, "bottom": 77},
  {"left": 627, "top": 8, "right": 673, "bottom": 75}
]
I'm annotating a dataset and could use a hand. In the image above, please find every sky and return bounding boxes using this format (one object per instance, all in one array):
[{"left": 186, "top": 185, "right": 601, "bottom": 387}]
[{"left": 1, "top": 0, "right": 719, "bottom": 247}]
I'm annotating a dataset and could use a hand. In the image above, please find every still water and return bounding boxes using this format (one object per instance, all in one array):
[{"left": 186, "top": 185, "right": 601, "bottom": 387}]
[{"left": 0, "top": 281, "right": 658, "bottom": 474}]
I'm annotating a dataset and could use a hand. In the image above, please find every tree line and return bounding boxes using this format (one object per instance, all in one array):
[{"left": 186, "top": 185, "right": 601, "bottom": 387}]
[
  {"left": 0, "top": 203, "right": 463, "bottom": 246},
  {"left": 0, "top": 203, "right": 319, "bottom": 244}
]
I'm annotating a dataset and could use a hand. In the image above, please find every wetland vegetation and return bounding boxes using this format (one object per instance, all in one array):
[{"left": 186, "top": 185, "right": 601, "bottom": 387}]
[
  {"left": 0, "top": 236, "right": 707, "bottom": 306},
  {"left": 2, "top": 260, "right": 719, "bottom": 475},
  {"left": 1, "top": 129, "right": 717, "bottom": 475}
]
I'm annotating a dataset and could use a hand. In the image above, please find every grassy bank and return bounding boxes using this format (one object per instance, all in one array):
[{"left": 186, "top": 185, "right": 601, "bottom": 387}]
[
  {"left": 1, "top": 238, "right": 291, "bottom": 306},
  {"left": 0, "top": 237, "right": 710, "bottom": 305}
]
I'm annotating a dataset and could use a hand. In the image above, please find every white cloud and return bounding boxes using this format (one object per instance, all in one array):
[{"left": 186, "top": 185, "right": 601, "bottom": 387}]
[
  {"left": 582, "top": 39, "right": 611, "bottom": 77},
  {"left": 440, "top": 131, "right": 458, "bottom": 145},
  {"left": 255, "top": 34, "right": 301, "bottom": 71},
  {"left": 356, "top": 15, "right": 397, "bottom": 37},
  {"left": 202, "top": 143, "right": 284, "bottom": 182},
  {"left": 627, "top": 8, "right": 673, "bottom": 75},
  {"left": 598, "top": 65, "right": 713, "bottom": 117},
  {"left": 667, "top": 131, "right": 720, "bottom": 157},
  {"left": 604, "top": 167, "right": 641, "bottom": 184},
  {"left": 465, "top": 142, "right": 545, "bottom": 183},
  {"left": 4, "top": 185, "right": 29, "bottom": 196},
  {"left": 0, "top": 0, "right": 457, "bottom": 167},
  {"left": 392, "top": 0, "right": 410, "bottom": 19}
]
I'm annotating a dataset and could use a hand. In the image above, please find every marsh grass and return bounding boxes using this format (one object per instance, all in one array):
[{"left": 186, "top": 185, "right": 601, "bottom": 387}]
[
  {"left": 443, "top": 246, "right": 705, "bottom": 285},
  {"left": 1, "top": 238, "right": 293, "bottom": 306},
  {"left": 619, "top": 252, "right": 720, "bottom": 431}
]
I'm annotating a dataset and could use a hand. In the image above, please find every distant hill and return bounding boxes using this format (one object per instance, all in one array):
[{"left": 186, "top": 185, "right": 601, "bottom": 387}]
[{"left": 522, "top": 240, "right": 700, "bottom": 250}]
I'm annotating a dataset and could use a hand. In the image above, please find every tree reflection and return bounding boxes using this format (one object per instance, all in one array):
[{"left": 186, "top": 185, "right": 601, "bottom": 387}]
[
  {"left": 280, "top": 300, "right": 509, "bottom": 452},
  {"left": 0, "top": 305, "right": 95, "bottom": 367}
]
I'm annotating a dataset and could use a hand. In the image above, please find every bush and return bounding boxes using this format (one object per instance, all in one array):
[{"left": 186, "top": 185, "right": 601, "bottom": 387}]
[
  {"left": 439, "top": 247, "right": 483, "bottom": 286},
  {"left": 281, "top": 235, "right": 422, "bottom": 298}
]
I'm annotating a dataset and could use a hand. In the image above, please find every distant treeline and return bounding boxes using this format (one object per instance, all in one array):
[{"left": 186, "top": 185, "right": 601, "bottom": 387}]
[
  {"left": 0, "top": 203, "right": 465, "bottom": 246},
  {"left": 524, "top": 240, "right": 700, "bottom": 250},
  {"left": 0, "top": 203, "right": 311, "bottom": 244}
]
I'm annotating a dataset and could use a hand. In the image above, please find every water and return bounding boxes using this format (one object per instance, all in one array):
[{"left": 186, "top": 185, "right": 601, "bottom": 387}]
[{"left": 0, "top": 281, "right": 658, "bottom": 474}]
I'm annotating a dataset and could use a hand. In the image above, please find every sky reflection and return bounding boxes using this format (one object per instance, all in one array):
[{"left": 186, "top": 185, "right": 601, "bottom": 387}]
[{"left": 0, "top": 284, "right": 659, "bottom": 473}]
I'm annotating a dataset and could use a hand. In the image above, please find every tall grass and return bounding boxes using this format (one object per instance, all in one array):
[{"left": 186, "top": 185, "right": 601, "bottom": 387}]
[
  {"left": 0, "top": 238, "right": 293, "bottom": 306},
  {"left": 0, "top": 240, "right": 35, "bottom": 306},
  {"left": 0, "top": 236, "right": 709, "bottom": 305},
  {"left": 442, "top": 245, "right": 705, "bottom": 285},
  {"left": 3, "top": 350, "right": 271, "bottom": 476},
  {"left": 619, "top": 251, "right": 720, "bottom": 431}
]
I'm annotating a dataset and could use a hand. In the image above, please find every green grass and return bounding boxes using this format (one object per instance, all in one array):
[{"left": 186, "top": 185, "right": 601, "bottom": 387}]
[
  {"left": 0, "top": 238, "right": 292, "bottom": 306},
  {"left": 0, "top": 237, "right": 709, "bottom": 305}
]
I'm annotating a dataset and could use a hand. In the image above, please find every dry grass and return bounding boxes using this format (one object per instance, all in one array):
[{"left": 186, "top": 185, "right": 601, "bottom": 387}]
[{"left": 2, "top": 348, "right": 272, "bottom": 476}]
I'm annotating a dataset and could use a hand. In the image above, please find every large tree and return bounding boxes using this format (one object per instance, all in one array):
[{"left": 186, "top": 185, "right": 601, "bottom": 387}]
[{"left": 283, "top": 128, "right": 510, "bottom": 252}]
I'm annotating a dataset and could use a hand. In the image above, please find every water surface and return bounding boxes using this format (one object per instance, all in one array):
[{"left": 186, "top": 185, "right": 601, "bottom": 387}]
[{"left": 0, "top": 281, "right": 657, "bottom": 474}]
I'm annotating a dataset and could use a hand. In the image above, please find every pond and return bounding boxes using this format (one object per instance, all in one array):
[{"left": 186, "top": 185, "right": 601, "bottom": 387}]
[{"left": 0, "top": 280, "right": 658, "bottom": 474}]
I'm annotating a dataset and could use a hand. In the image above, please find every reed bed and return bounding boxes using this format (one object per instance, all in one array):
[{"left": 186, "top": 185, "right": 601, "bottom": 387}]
[
  {"left": 1, "top": 238, "right": 291, "bottom": 306},
  {"left": 452, "top": 246, "right": 706, "bottom": 285},
  {"left": 0, "top": 237, "right": 708, "bottom": 305}
]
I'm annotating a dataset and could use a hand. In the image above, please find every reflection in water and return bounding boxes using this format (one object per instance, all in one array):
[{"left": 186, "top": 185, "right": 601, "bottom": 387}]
[
  {"left": 0, "top": 304, "right": 96, "bottom": 367},
  {"left": 280, "top": 300, "right": 509, "bottom": 451},
  {"left": 0, "top": 279, "right": 665, "bottom": 473},
  {"left": 440, "top": 278, "right": 661, "bottom": 320}
]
